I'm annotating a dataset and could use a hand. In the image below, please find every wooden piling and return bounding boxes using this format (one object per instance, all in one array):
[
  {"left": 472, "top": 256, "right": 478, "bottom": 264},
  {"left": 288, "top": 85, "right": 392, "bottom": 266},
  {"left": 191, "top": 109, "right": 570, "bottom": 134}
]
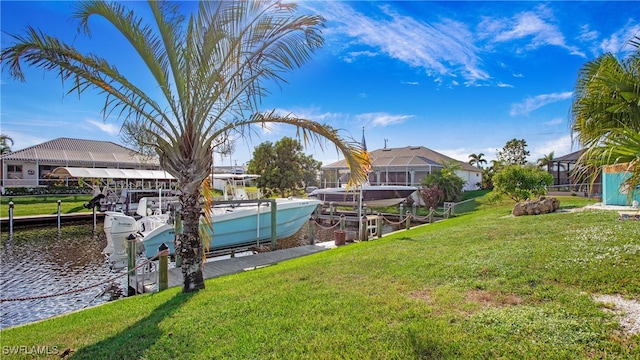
[
  {"left": 158, "top": 248, "right": 169, "bottom": 292},
  {"left": 405, "top": 211, "right": 411, "bottom": 230},
  {"left": 127, "top": 238, "right": 137, "bottom": 296}
]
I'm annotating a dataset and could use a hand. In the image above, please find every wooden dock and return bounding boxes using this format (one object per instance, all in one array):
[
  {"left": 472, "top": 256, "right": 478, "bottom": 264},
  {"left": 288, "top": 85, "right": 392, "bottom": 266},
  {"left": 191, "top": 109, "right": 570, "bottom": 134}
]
[{"left": 131, "top": 242, "right": 335, "bottom": 293}]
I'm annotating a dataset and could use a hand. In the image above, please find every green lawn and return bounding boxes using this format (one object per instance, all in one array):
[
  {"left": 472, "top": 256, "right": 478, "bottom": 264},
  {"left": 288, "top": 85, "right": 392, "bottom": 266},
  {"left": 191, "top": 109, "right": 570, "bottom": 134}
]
[
  {"left": 1, "top": 196, "right": 638, "bottom": 359},
  {"left": 0, "top": 195, "right": 94, "bottom": 218}
]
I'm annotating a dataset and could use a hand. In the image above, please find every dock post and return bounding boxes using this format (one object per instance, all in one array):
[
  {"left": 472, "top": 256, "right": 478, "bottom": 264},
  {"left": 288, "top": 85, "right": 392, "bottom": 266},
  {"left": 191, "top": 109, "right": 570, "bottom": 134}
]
[
  {"left": 360, "top": 216, "right": 367, "bottom": 241},
  {"left": 405, "top": 211, "right": 411, "bottom": 230},
  {"left": 376, "top": 215, "right": 383, "bottom": 239},
  {"left": 57, "top": 200, "right": 61, "bottom": 231},
  {"left": 270, "top": 200, "right": 277, "bottom": 251},
  {"left": 93, "top": 206, "right": 97, "bottom": 231},
  {"left": 339, "top": 214, "right": 345, "bottom": 231},
  {"left": 8, "top": 201, "right": 14, "bottom": 237},
  {"left": 399, "top": 203, "right": 404, "bottom": 218},
  {"left": 158, "top": 243, "right": 169, "bottom": 292},
  {"left": 127, "top": 237, "right": 137, "bottom": 296},
  {"left": 329, "top": 202, "right": 335, "bottom": 224},
  {"left": 308, "top": 217, "right": 315, "bottom": 245}
]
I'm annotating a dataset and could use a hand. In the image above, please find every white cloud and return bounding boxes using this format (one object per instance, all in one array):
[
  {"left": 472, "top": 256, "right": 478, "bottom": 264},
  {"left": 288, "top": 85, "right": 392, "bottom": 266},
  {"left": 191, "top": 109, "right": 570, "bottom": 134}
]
[
  {"left": 599, "top": 22, "right": 640, "bottom": 54},
  {"left": 85, "top": 119, "right": 120, "bottom": 136},
  {"left": 577, "top": 24, "right": 599, "bottom": 43},
  {"left": 342, "top": 50, "right": 378, "bottom": 63},
  {"left": 530, "top": 135, "right": 573, "bottom": 162},
  {"left": 401, "top": 81, "right": 419, "bottom": 86},
  {"left": 543, "top": 117, "right": 564, "bottom": 126},
  {"left": 315, "top": 2, "right": 490, "bottom": 85},
  {"left": 355, "top": 112, "right": 414, "bottom": 127},
  {"left": 497, "top": 82, "right": 514, "bottom": 88},
  {"left": 510, "top": 91, "right": 573, "bottom": 116},
  {"left": 479, "top": 6, "right": 584, "bottom": 57}
]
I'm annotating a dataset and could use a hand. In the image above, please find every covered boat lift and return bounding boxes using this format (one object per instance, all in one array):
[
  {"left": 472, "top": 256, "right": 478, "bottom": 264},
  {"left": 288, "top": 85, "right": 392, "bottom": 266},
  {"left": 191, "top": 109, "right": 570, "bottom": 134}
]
[{"left": 51, "top": 167, "right": 178, "bottom": 214}]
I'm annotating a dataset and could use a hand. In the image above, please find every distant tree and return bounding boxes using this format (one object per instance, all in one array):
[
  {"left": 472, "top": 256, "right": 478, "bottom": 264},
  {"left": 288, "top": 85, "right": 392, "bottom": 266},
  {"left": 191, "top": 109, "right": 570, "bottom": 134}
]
[
  {"left": 1, "top": 134, "right": 14, "bottom": 154},
  {"left": 497, "top": 139, "right": 530, "bottom": 166},
  {"left": 247, "top": 137, "right": 318, "bottom": 197},
  {"left": 481, "top": 167, "right": 494, "bottom": 189},
  {"left": 422, "top": 161, "right": 466, "bottom": 202},
  {"left": 300, "top": 153, "right": 321, "bottom": 188},
  {"left": 491, "top": 165, "right": 553, "bottom": 202},
  {"left": 468, "top": 153, "right": 487, "bottom": 169},
  {"left": 536, "top": 152, "right": 554, "bottom": 170}
]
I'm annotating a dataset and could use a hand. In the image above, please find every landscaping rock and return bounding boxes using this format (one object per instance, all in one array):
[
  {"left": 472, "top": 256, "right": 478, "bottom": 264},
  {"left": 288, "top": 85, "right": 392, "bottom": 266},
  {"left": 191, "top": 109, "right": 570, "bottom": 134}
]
[{"left": 512, "top": 196, "right": 559, "bottom": 216}]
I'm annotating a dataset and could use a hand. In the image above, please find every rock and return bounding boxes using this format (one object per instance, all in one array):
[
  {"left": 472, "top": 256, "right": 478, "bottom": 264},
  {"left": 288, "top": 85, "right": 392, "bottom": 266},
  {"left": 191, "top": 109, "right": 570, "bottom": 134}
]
[{"left": 512, "top": 196, "right": 559, "bottom": 216}]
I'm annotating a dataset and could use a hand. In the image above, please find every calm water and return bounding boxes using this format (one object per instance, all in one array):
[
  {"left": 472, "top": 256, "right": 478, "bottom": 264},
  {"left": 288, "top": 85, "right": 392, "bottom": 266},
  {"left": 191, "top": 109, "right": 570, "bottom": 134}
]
[
  {"left": 0, "top": 218, "right": 398, "bottom": 329},
  {"left": 0, "top": 224, "right": 127, "bottom": 329}
]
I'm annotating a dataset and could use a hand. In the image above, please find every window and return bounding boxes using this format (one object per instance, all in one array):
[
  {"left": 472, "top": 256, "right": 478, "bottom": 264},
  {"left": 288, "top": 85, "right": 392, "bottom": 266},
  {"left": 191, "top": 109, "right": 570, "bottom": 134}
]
[{"left": 7, "top": 165, "right": 22, "bottom": 172}]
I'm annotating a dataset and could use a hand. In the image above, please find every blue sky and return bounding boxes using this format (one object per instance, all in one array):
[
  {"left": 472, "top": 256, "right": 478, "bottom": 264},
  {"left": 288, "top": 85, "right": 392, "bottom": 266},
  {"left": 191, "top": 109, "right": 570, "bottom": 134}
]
[{"left": 2, "top": 1, "right": 639, "bottom": 168}]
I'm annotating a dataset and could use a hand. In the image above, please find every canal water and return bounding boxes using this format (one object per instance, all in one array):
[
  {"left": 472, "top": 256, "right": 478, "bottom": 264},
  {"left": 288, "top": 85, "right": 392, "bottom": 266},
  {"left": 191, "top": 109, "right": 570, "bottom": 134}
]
[
  {"left": 0, "top": 219, "right": 400, "bottom": 329},
  {"left": 0, "top": 224, "right": 125, "bottom": 329}
]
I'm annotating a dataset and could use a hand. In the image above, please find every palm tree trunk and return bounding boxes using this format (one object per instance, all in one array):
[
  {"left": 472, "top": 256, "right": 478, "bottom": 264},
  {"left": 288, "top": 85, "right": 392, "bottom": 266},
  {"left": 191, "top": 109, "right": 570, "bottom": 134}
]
[{"left": 176, "top": 190, "right": 205, "bottom": 292}]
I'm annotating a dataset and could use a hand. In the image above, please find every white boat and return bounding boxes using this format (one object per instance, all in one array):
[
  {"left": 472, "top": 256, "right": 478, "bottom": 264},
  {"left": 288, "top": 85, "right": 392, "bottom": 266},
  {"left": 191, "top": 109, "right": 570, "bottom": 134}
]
[
  {"left": 103, "top": 174, "right": 320, "bottom": 268},
  {"left": 308, "top": 184, "right": 417, "bottom": 208}
]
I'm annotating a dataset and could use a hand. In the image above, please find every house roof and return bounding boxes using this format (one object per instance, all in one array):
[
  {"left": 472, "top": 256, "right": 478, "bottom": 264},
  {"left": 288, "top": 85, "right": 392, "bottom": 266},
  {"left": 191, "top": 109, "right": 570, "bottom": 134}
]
[
  {"left": 1, "top": 138, "right": 159, "bottom": 167},
  {"left": 323, "top": 146, "right": 481, "bottom": 173},
  {"left": 551, "top": 149, "right": 585, "bottom": 163},
  {"left": 51, "top": 167, "right": 174, "bottom": 180}
]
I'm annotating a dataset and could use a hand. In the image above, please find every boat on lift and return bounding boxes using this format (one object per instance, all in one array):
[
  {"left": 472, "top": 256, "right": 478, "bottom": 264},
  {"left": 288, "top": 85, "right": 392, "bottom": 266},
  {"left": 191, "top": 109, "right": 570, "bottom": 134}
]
[
  {"left": 103, "top": 174, "right": 320, "bottom": 268},
  {"left": 308, "top": 184, "right": 417, "bottom": 208}
]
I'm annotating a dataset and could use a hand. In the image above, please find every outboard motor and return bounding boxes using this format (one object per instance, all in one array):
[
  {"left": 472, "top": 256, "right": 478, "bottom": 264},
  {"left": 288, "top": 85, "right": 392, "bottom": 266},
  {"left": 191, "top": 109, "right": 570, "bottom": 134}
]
[{"left": 103, "top": 213, "right": 140, "bottom": 269}]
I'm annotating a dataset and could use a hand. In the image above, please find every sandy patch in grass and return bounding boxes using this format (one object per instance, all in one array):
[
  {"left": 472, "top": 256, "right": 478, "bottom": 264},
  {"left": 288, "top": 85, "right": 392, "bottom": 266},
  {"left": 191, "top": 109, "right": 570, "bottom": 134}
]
[
  {"left": 466, "top": 289, "right": 524, "bottom": 308},
  {"left": 594, "top": 294, "right": 640, "bottom": 335}
]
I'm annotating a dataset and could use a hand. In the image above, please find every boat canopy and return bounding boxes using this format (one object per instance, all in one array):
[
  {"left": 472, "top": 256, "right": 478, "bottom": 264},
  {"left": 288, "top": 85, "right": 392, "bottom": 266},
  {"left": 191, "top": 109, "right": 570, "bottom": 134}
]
[{"left": 50, "top": 167, "right": 175, "bottom": 180}]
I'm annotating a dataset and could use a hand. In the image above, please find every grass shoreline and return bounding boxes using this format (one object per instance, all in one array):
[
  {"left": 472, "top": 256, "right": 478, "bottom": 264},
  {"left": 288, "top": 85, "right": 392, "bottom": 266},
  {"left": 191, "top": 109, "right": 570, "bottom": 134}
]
[{"left": 1, "top": 195, "right": 639, "bottom": 359}]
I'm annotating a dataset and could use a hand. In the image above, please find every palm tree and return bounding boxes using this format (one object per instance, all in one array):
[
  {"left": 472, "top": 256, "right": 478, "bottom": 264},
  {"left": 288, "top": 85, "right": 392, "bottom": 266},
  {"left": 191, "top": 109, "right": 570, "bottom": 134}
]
[
  {"left": 571, "top": 35, "right": 640, "bottom": 194},
  {"left": 0, "top": 134, "right": 14, "bottom": 154},
  {"left": 536, "top": 152, "right": 554, "bottom": 170},
  {"left": 1, "top": 1, "right": 370, "bottom": 292},
  {"left": 468, "top": 153, "right": 487, "bottom": 169}
]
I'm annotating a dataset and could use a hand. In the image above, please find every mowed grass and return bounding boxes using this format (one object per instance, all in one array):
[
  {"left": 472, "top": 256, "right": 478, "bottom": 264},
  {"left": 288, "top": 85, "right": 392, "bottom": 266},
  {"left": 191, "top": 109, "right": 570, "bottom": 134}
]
[
  {"left": 1, "top": 196, "right": 639, "bottom": 359},
  {"left": 0, "top": 195, "right": 94, "bottom": 217}
]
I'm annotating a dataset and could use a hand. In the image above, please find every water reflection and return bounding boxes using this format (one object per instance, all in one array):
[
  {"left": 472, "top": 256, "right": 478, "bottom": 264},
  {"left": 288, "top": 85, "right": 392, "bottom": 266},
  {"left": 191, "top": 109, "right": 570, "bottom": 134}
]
[{"left": 0, "top": 224, "right": 125, "bottom": 329}]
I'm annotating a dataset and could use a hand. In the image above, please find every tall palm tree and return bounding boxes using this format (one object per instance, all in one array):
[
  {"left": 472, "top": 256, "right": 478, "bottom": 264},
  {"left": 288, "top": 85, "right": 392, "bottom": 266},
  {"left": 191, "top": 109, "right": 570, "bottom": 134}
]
[
  {"left": 1, "top": 0, "right": 370, "bottom": 292},
  {"left": 468, "top": 152, "right": 487, "bottom": 169},
  {"left": 571, "top": 35, "right": 640, "bottom": 194},
  {"left": 0, "top": 134, "right": 14, "bottom": 154}
]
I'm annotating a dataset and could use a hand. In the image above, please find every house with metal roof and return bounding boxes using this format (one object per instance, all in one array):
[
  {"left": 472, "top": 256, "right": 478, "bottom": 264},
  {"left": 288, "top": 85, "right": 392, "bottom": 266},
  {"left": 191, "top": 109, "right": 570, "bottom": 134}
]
[
  {"left": 1, "top": 138, "right": 161, "bottom": 187},
  {"left": 320, "top": 145, "right": 482, "bottom": 191}
]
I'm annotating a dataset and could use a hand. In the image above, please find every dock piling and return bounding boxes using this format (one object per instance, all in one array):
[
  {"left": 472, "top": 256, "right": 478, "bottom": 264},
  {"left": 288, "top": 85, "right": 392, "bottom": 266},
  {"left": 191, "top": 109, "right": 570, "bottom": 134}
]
[
  {"left": 8, "top": 201, "right": 14, "bottom": 237},
  {"left": 57, "top": 200, "right": 61, "bottom": 231},
  {"left": 127, "top": 237, "right": 137, "bottom": 296},
  {"left": 158, "top": 243, "right": 169, "bottom": 292}
]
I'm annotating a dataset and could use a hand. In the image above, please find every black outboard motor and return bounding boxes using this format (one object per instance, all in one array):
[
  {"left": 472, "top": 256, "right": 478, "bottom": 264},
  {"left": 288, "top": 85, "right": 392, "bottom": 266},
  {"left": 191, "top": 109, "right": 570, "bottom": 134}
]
[{"left": 84, "top": 193, "right": 106, "bottom": 209}]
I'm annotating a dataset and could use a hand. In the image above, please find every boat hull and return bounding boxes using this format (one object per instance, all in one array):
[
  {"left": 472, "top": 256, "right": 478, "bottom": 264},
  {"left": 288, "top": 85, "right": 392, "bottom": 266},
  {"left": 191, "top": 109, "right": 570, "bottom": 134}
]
[
  {"left": 141, "top": 198, "right": 320, "bottom": 258},
  {"left": 309, "top": 186, "right": 417, "bottom": 207}
]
